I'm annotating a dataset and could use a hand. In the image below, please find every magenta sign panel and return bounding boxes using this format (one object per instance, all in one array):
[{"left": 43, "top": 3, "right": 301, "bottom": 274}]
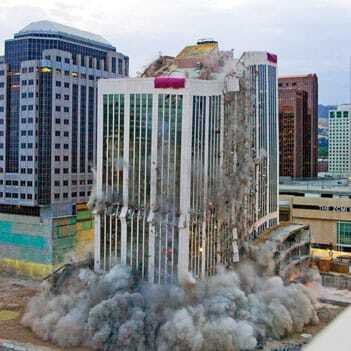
[
  {"left": 267, "top": 53, "right": 278, "bottom": 63},
  {"left": 154, "top": 77, "right": 186, "bottom": 89}
]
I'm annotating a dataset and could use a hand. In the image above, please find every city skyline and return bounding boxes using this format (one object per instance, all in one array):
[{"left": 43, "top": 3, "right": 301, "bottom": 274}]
[{"left": 0, "top": 0, "right": 349, "bottom": 105}]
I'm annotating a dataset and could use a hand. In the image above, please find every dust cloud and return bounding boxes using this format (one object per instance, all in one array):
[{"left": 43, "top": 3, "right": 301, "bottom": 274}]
[{"left": 22, "top": 260, "right": 320, "bottom": 350}]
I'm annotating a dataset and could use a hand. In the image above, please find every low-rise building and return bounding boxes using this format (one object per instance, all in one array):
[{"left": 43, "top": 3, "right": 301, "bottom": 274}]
[{"left": 280, "top": 178, "right": 351, "bottom": 255}]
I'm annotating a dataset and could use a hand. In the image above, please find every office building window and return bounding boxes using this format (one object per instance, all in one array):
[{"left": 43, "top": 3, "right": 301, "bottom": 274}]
[{"left": 337, "top": 221, "right": 351, "bottom": 249}]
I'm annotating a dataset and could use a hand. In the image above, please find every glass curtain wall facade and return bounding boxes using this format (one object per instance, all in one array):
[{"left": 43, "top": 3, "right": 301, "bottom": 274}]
[
  {"left": 0, "top": 21, "right": 129, "bottom": 211},
  {"left": 242, "top": 52, "right": 279, "bottom": 237}
]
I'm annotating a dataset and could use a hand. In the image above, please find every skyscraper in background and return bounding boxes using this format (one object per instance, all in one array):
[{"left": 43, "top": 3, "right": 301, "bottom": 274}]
[
  {"left": 0, "top": 21, "right": 128, "bottom": 278},
  {"left": 328, "top": 104, "right": 351, "bottom": 176},
  {"left": 278, "top": 74, "right": 318, "bottom": 178},
  {"left": 278, "top": 88, "right": 307, "bottom": 178},
  {"left": 0, "top": 21, "right": 128, "bottom": 214}
]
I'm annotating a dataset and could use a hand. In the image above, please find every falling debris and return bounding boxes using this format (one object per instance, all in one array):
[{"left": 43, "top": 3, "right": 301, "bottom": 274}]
[{"left": 22, "top": 255, "right": 321, "bottom": 351}]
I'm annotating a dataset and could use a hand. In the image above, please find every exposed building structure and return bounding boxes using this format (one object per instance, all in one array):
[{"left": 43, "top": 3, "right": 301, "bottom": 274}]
[
  {"left": 0, "top": 21, "right": 128, "bottom": 276},
  {"left": 328, "top": 104, "right": 351, "bottom": 176},
  {"left": 278, "top": 88, "right": 307, "bottom": 178},
  {"left": 253, "top": 223, "right": 311, "bottom": 280},
  {"left": 279, "top": 74, "right": 318, "bottom": 178},
  {"left": 94, "top": 41, "right": 279, "bottom": 282}
]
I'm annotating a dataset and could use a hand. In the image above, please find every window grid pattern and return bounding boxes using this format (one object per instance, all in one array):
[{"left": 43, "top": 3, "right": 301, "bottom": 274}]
[
  {"left": 37, "top": 71, "right": 52, "bottom": 204},
  {"left": 101, "top": 94, "right": 125, "bottom": 271},
  {"left": 337, "top": 221, "right": 351, "bottom": 249},
  {"left": 190, "top": 95, "right": 206, "bottom": 278},
  {"left": 154, "top": 94, "right": 182, "bottom": 284},
  {"left": 80, "top": 85, "right": 86, "bottom": 173}
]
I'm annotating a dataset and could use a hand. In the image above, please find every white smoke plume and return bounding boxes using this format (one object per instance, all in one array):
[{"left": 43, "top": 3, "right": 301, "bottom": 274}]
[{"left": 22, "top": 260, "right": 320, "bottom": 351}]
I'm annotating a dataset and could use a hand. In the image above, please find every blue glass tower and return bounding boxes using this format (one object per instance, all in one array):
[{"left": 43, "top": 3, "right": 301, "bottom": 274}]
[{"left": 0, "top": 21, "right": 129, "bottom": 214}]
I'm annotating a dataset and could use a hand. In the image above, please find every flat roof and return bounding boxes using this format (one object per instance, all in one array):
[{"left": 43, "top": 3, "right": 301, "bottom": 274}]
[
  {"left": 279, "top": 73, "right": 317, "bottom": 79},
  {"left": 280, "top": 178, "right": 351, "bottom": 195}
]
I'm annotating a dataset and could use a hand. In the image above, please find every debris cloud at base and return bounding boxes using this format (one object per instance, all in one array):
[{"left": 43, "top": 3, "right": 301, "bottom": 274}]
[{"left": 22, "top": 260, "right": 320, "bottom": 351}]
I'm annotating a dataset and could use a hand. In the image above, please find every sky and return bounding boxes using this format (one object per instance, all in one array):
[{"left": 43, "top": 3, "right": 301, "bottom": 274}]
[{"left": 0, "top": 0, "right": 350, "bottom": 105}]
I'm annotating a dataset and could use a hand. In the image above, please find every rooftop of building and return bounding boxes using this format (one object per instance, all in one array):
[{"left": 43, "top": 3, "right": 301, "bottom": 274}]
[
  {"left": 330, "top": 104, "right": 351, "bottom": 111},
  {"left": 279, "top": 73, "right": 317, "bottom": 79},
  {"left": 176, "top": 40, "right": 218, "bottom": 59},
  {"left": 141, "top": 39, "right": 234, "bottom": 80},
  {"left": 14, "top": 20, "right": 114, "bottom": 49},
  {"left": 280, "top": 177, "right": 351, "bottom": 194}
]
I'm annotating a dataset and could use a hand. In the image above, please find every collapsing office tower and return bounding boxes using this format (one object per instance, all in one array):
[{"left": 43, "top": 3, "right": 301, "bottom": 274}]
[{"left": 93, "top": 41, "right": 279, "bottom": 283}]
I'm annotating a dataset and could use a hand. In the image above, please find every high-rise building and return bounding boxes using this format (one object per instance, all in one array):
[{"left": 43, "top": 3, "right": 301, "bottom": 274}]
[
  {"left": 241, "top": 52, "right": 279, "bottom": 236},
  {"left": 328, "top": 105, "right": 351, "bottom": 176},
  {"left": 0, "top": 20, "right": 128, "bottom": 214},
  {"left": 278, "top": 74, "right": 318, "bottom": 177},
  {"left": 94, "top": 41, "right": 278, "bottom": 283},
  {"left": 278, "top": 88, "right": 307, "bottom": 178}
]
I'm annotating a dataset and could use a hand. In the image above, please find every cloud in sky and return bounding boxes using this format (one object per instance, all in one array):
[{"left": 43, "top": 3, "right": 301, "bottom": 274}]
[{"left": 0, "top": 0, "right": 350, "bottom": 104}]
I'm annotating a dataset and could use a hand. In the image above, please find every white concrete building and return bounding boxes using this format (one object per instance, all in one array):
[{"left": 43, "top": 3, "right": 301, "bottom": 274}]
[
  {"left": 329, "top": 104, "right": 351, "bottom": 176},
  {"left": 95, "top": 77, "right": 224, "bottom": 283},
  {"left": 94, "top": 42, "right": 279, "bottom": 283}
]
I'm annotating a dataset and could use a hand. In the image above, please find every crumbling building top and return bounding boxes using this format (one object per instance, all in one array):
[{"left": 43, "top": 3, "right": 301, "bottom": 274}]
[{"left": 141, "top": 40, "right": 234, "bottom": 80}]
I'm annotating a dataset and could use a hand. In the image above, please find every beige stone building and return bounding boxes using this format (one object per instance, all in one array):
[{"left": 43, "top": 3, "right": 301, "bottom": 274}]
[{"left": 280, "top": 178, "right": 351, "bottom": 252}]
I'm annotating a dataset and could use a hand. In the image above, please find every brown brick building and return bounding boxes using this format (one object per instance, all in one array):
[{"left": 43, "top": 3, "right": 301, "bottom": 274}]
[
  {"left": 279, "top": 74, "right": 318, "bottom": 177},
  {"left": 279, "top": 89, "right": 307, "bottom": 177}
]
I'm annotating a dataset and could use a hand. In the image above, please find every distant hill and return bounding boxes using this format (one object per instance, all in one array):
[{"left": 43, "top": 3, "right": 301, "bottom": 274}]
[{"left": 318, "top": 104, "right": 336, "bottom": 119}]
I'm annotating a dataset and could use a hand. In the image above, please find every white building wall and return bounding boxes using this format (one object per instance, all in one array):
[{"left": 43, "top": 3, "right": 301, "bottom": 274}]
[{"left": 96, "top": 78, "right": 224, "bottom": 282}]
